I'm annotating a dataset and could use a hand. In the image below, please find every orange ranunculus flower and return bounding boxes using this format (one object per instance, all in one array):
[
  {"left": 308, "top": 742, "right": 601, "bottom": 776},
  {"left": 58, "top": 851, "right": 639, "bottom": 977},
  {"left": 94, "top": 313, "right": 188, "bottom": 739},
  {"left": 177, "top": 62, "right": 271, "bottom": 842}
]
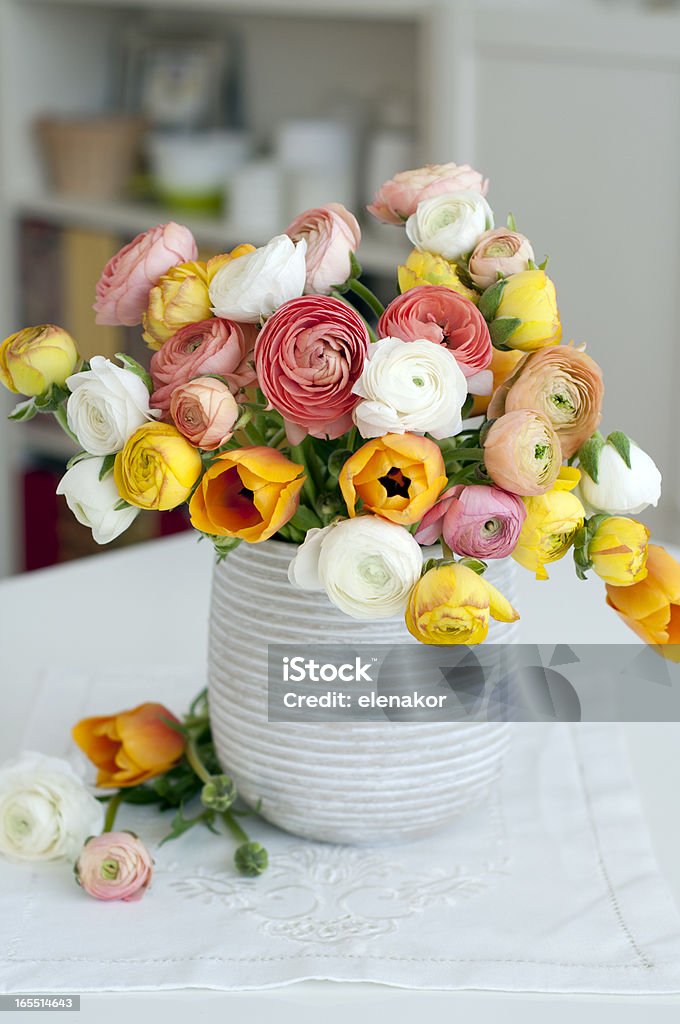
[
  {"left": 189, "top": 446, "right": 305, "bottom": 542},
  {"left": 606, "top": 544, "right": 680, "bottom": 661},
  {"left": 339, "top": 433, "right": 447, "bottom": 526},
  {"left": 72, "top": 703, "right": 185, "bottom": 788}
]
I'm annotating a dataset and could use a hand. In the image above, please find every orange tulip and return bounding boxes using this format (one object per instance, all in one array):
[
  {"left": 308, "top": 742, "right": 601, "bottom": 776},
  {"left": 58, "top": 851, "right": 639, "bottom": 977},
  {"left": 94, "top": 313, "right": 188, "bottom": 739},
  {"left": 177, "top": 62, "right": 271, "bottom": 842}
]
[
  {"left": 606, "top": 544, "right": 680, "bottom": 661},
  {"left": 189, "top": 446, "right": 305, "bottom": 542},
  {"left": 339, "top": 433, "right": 447, "bottom": 526},
  {"left": 72, "top": 703, "right": 185, "bottom": 788}
]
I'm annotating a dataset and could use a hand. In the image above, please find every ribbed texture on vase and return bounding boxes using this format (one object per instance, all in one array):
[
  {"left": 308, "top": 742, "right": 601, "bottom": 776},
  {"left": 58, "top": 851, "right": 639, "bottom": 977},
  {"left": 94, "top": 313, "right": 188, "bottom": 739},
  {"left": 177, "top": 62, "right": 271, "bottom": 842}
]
[{"left": 208, "top": 539, "right": 515, "bottom": 843}]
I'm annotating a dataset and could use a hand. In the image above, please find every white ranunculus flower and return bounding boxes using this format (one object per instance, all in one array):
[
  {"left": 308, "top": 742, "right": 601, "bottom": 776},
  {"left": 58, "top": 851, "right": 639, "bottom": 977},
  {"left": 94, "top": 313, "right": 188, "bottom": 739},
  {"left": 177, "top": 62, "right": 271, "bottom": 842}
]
[
  {"left": 289, "top": 517, "right": 423, "bottom": 620},
  {"left": 56, "top": 457, "right": 139, "bottom": 544},
  {"left": 66, "top": 356, "right": 158, "bottom": 456},
  {"left": 209, "top": 234, "right": 307, "bottom": 323},
  {"left": 0, "top": 752, "right": 104, "bottom": 862},
  {"left": 352, "top": 336, "right": 468, "bottom": 440},
  {"left": 405, "top": 190, "right": 494, "bottom": 260},
  {"left": 578, "top": 439, "right": 662, "bottom": 516}
]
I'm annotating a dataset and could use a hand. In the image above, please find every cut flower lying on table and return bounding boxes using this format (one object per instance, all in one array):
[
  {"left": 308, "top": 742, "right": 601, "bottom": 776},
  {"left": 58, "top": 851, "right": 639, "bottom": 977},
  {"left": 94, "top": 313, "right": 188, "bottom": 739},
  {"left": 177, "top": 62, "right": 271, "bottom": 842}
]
[
  {"left": 1, "top": 159, "right": 676, "bottom": 655},
  {"left": 0, "top": 692, "right": 268, "bottom": 902}
]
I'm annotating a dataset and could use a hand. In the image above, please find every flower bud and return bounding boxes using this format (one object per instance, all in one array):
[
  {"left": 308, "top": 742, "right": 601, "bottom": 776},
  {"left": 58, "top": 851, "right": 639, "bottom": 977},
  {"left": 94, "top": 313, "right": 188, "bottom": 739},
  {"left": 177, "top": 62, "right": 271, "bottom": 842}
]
[
  {"left": 235, "top": 841, "right": 268, "bottom": 877},
  {"left": 0, "top": 325, "right": 79, "bottom": 396},
  {"left": 201, "top": 775, "right": 237, "bottom": 812}
]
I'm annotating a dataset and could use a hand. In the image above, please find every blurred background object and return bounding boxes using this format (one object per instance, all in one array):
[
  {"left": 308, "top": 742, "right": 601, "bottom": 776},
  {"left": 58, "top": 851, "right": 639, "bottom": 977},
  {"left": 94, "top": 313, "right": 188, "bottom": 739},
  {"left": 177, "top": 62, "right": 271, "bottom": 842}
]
[{"left": 0, "top": 0, "right": 678, "bottom": 576}]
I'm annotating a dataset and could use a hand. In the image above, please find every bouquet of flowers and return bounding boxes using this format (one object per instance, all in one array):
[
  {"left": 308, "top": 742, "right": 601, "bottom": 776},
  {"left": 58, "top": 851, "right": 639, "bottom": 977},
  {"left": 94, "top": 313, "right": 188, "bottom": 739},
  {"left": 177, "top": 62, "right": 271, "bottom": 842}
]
[{"left": 1, "top": 161, "right": 674, "bottom": 654}]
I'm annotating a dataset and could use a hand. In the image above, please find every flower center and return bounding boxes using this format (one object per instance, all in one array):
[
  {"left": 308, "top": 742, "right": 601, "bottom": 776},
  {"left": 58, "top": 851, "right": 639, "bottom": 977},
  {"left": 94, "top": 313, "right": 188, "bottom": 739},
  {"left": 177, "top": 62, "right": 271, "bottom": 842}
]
[
  {"left": 379, "top": 467, "right": 411, "bottom": 499},
  {"left": 534, "top": 444, "right": 549, "bottom": 460},
  {"left": 483, "top": 519, "right": 501, "bottom": 535},
  {"left": 100, "top": 858, "right": 120, "bottom": 881}
]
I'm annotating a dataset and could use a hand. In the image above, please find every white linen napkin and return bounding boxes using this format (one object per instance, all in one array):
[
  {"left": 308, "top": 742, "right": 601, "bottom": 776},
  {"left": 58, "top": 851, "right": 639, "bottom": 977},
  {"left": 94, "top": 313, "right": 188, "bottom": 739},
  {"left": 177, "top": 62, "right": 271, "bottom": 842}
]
[{"left": 2, "top": 668, "right": 680, "bottom": 994}]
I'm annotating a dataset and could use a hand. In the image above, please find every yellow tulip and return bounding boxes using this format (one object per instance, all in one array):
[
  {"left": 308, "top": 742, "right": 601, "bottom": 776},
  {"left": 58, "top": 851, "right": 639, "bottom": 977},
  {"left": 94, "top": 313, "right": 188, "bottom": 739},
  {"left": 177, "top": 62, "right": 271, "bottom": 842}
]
[
  {"left": 587, "top": 516, "right": 649, "bottom": 586},
  {"left": 606, "top": 545, "right": 680, "bottom": 660},
  {"left": 0, "top": 325, "right": 79, "bottom": 396},
  {"left": 490, "top": 269, "right": 561, "bottom": 352},
  {"left": 397, "top": 249, "right": 478, "bottom": 304},
  {"left": 512, "top": 476, "right": 585, "bottom": 580},
  {"left": 142, "top": 246, "right": 254, "bottom": 350},
  {"left": 405, "top": 562, "right": 519, "bottom": 646},
  {"left": 114, "top": 422, "right": 202, "bottom": 510}
]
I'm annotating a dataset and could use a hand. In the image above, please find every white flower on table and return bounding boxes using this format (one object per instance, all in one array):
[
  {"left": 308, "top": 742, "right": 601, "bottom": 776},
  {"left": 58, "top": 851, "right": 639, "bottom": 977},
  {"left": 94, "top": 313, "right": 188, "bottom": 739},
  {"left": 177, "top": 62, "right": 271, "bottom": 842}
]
[{"left": 0, "top": 752, "right": 103, "bottom": 862}]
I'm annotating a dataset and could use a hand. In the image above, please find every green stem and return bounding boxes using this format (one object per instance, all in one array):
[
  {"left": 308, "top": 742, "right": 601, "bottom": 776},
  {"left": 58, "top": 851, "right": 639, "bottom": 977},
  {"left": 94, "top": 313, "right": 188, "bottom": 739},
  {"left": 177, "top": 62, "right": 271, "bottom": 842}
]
[
  {"left": 453, "top": 448, "right": 486, "bottom": 461},
  {"left": 347, "top": 279, "right": 385, "bottom": 318},
  {"left": 185, "top": 735, "right": 212, "bottom": 785},
  {"left": 223, "top": 810, "right": 249, "bottom": 845},
  {"left": 53, "top": 405, "right": 78, "bottom": 445},
  {"left": 440, "top": 540, "right": 454, "bottom": 560},
  {"left": 269, "top": 427, "right": 285, "bottom": 447},
  {"left": 290, "top": 443, "right": 318, "bottom": 507},
  {"left": 103, "top": 790, "right": 124, "bottom": 833}
]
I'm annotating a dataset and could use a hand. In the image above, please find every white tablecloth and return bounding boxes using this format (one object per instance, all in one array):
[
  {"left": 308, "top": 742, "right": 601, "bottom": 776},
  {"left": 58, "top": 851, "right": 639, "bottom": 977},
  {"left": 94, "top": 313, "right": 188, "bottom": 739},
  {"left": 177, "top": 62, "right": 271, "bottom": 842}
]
[{"left": 2, "top": 667, "right": 680, "bottom": 995}]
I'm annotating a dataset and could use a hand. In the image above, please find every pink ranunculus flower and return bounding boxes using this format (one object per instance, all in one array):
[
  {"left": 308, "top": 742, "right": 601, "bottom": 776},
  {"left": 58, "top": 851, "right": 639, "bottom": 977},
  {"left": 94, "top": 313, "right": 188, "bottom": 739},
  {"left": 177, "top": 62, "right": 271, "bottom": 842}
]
[
  {"left": 286, "top": 203, "right": 361, "bottom": 295},
  {"left": 415, "top": 484, "right": 527, "bottom": 559},
  {"left": 468, "top": 228, "right": 535, "bottom": 290},
  {"left": 378, "top": 286, "right": 493, "bottom": 392},
  {"left": 75, "top": 831, "right": 153, "bottom": 902},
  {"left": 367, "top": 163, "right": 489, "bottom": 226},
  {"left": 93, "top": 223, "right": 198, "bottom": 327},
  {"left": 255, "top": 295, "right": 370, "bottom": 442},
  {"left": 170, "top": 377, "right": 240, "bottom": 450},
  {"left": 150, "top": 318, "right": 257, "bottom": 416}
]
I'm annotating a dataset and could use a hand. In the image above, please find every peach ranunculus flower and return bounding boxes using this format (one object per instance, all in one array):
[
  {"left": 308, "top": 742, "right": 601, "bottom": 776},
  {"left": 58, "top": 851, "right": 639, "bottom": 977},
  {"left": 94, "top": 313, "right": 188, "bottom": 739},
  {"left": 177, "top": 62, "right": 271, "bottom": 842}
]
[
  {"left": 286, "top": 203, "right": 361, "bottom": 295},
  {"left": 142, "top": 246, "right": 254, "bottom": 350},
  {"left": 114, "top": 422, "right": 203, "bottom": 510},
  {"left": 606, "top": 545, "right": 680, "bottom": 659},
  {"left": 483, "top": 409, "right": 562, "bottom": 496},
  {"left": 339, "top": 433, "right": 447, "bottom": 526},
  {"left": 367, "top": 162, "right": 488, "bottom": 226},
  {"left": 150, "top": 316, "right": 257, "bottom": 416},
  {"left": 72, "top": 702, "right": 186, "bottom": 787},
  {"left": 405, "top": 562, "right": 519, "bottom": 645},
  {"left": 75, "top": 831, "right": 153, "bottom": 902},
  {"left": 189, "top": 446, "right": 305, "bottom": 542},
  {"left": 468, "top": 228, "right": 535, "bottom": 290},
  {"left": 487, "top": 345, "right": 604, "bottom": 459},
  {"left": 170, "top": 377, "right": 239, "bottom": 450},
  {"left": 94, "top": 222, "right": 198, "bottom": 328}
]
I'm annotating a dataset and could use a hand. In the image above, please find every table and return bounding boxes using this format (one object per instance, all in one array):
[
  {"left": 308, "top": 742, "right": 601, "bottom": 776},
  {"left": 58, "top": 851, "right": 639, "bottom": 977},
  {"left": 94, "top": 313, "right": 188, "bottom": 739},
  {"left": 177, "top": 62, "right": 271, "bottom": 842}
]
[{"left": 2, "top": 534, "right": 680, "bottom": 1021}]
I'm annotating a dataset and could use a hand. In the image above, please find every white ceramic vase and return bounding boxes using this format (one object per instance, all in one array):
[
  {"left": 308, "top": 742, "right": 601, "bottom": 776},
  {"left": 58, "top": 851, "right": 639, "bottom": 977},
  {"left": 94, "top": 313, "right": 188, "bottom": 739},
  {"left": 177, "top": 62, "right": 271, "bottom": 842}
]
[{"left": 208, "top": 539, "right": 518, "bottom": 844}]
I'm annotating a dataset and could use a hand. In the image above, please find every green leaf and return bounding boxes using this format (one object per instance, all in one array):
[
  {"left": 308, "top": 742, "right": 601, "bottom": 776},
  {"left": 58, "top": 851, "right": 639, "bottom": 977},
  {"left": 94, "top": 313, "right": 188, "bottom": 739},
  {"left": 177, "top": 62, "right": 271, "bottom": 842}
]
[
  {"left": 114, "top": 498, "right": 132, "bottom": 511},
  {"left": 461, "top": 394, "right": 474, "bottom": 420},
  {"left": 349, "top": 251, "right": 362, "bottom": 280},
  {"left": 327, "top": 447, "right": 353, "bottom": 479},
  {"left": 506, "top": 211, "right": 517, "bottom": 231},
  {"left": 458, "top": 557, "right": 487, "bottom": 575},
  {"left": 98, "top": 453, "right": 116, "bottom": 481},
  {"left": 8, "top": 398, "right": 38, "bottom": 422},
  {"left": 489, "top": 317, "right": 521, "bottom": 348},
  {"left": 115, "top": 352, "right": 153, "bottom": 395},
  {"left": 478, "top": 278, "right": 507, "bottom": 322},
  {"left": 577, "top": 435, "right": 605, "bottom": 484},
  {"left": 527, "top": 259, "right": 539, "bottom": 271},
  {"left": 289, "top": 505, "right": 323, "bottom": 533},
  {"left": 211, "top": 535, "right": 242, "bottom": 562},
  {"left": 606, "top": 431, "right": 632, "bottom": 469},
  {"left": 159, "top": 804, "right": 212, "bottom": 846},
  {"left": 66, "top": 450, "right": 92, "bottom": 470},
  {"left": 539, "top": 255, "right": 549, "bottom": 271}
]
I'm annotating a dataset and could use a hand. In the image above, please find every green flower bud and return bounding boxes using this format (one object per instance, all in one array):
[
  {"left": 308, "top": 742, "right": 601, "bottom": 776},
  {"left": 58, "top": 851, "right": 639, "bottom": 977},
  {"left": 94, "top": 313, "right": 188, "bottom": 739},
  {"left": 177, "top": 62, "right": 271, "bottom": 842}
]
[
  {"left": 201, "top": 775, "right": 236, "bottom": 812},
  {"left": 234, "top": 841, "right": 268, "bottom": 877}
]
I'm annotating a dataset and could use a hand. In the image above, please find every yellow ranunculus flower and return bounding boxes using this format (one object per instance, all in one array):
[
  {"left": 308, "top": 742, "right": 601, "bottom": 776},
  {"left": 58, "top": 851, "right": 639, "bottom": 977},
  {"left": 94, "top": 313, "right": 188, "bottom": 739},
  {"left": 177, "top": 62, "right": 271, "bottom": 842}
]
[
  {"left": 114, "top": 422, "right": 202, "bottom": 510},
  {"left": 397, "top": 249, "right": 478, "bottom": 304},
  {"left": 142, "top": 246, "right": 254, "bottom": 350},
  {"left": 405, "top": 562, "right": 519, "bottom": 646},
  {"left": 0, "top": 325, "right": 79, "bottom": 396},
  {"left": 588, "top": 516, "right": 649, "bottom": 586},
  {"left": 512, "top": 476, "right": 585, "bottom": 580},
  {"left": 491, "top": 269, "right": 561, "bottom": 352}
]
